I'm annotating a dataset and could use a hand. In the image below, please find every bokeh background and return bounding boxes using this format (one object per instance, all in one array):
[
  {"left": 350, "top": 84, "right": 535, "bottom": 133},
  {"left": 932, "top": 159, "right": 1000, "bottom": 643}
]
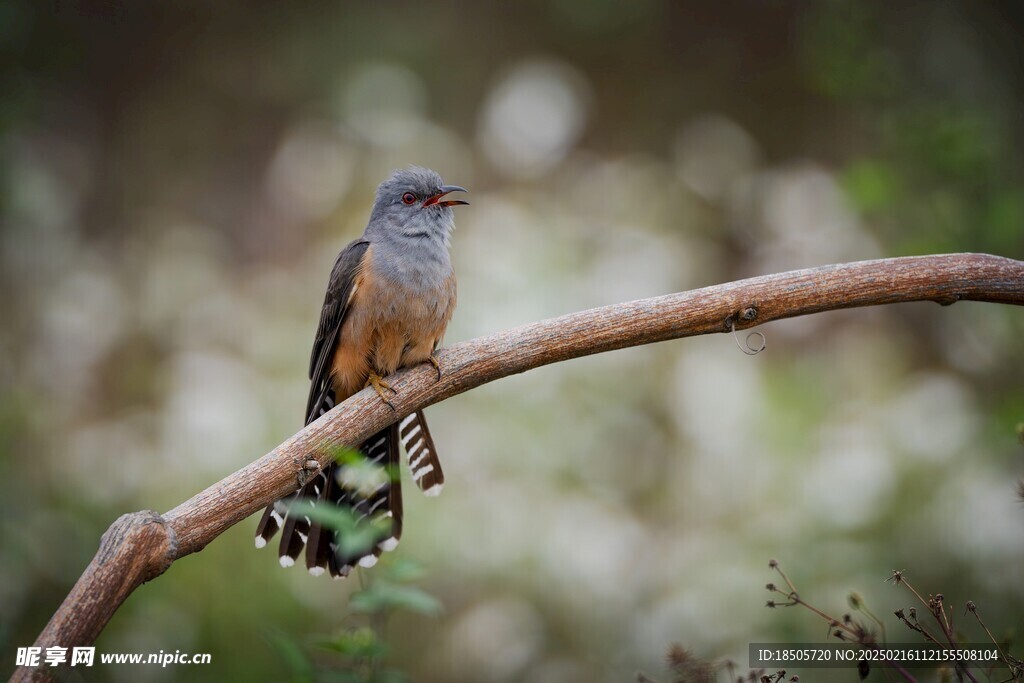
[{"left": 2, "top": 1, "right": 1023, "bottom": 681}]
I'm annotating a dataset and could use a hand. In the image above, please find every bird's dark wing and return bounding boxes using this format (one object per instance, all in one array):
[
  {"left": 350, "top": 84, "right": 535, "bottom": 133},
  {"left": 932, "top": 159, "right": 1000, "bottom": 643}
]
[
  {"left": 304, "top": 238, "right": 370, "bottom": 425},
  {"left": 255, "top": 237, "right": 369, "bottom": 552}
]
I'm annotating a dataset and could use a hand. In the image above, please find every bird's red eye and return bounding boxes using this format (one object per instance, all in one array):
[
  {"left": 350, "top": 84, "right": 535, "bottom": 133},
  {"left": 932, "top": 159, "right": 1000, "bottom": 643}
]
[{"left": 402, "top": 192, "right": 416, "bottom": 205}]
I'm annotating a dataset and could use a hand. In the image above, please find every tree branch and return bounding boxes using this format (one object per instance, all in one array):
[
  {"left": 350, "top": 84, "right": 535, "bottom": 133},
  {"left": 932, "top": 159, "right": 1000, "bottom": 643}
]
[{"left": 14, "top": 253, "right": 1024, "bottom": 681}]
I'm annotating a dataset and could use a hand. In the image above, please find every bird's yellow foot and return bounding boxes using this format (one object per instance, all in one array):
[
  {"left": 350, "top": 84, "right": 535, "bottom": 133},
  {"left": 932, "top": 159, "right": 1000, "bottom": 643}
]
[
  {"left": 427, "top": 353, "right": 442, "bottom": 381},
  {"left": 366, "top": 372, "right": 397, "bottom": 411}
]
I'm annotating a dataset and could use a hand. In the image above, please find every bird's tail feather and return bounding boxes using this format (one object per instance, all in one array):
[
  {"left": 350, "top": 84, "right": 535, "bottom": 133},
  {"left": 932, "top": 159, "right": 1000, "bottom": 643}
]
[
  {"left": 399, "top": 410, "right": 445, "bottom": 496},
  {"left": 256, "top": 400, "right": 445, "bottom": 577},
  {"left": 255, "top": 424, "right": 403, "bottom": 577}
]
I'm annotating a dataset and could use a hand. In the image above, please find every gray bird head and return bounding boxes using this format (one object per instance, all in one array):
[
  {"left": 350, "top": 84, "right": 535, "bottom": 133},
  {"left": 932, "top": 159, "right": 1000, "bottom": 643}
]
[{"left": 366, "top": 167, "right": 468, "bottom": 244}]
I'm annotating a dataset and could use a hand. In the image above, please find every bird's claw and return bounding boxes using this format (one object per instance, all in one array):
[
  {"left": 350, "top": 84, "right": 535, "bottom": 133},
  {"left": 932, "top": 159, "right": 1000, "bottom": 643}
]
[
  {"left": 366, "top": 372, "right": 397, "bottom": 411},
  {"left": 427, "top": 354, "right": 442, "bottom": 382}
]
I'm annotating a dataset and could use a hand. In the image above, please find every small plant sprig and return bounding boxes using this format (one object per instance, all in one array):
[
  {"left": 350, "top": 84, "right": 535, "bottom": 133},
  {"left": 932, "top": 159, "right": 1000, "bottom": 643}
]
[
  {"left": 764, "top": 560, "right": 1022, "bottom": 682},
  {"left": 766, "top": 559, "right": 883, "bottom": 650},
  {"left": 268, "top": 557, "right": 442, "bottom": 683},
  {"left": 765, "top": 559, "right": 894, "bottom": 682},
  {"left": 887, "top": 569, "right": 1022, "bottom": 682}
]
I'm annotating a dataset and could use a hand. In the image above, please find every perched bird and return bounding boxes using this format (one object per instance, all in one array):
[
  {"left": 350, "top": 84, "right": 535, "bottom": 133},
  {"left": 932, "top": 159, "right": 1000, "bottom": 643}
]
[{"left": 255, "top": 167, "right": 468, "bottom": 577}]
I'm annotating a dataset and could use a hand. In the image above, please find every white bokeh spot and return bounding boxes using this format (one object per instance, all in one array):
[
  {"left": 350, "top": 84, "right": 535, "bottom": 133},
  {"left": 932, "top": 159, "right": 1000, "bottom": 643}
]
[{"left": 478, "top": 59, "right": 591, "bottom": 177}]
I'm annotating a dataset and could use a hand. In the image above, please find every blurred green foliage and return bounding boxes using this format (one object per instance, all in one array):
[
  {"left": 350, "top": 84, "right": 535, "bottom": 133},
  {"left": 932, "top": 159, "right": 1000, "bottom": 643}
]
[
  {"left": 800, "top": 1, "right": 902, "bottom": 100},
  {"left": 269, "top": 559, "right": 439, "bottom": 683}
]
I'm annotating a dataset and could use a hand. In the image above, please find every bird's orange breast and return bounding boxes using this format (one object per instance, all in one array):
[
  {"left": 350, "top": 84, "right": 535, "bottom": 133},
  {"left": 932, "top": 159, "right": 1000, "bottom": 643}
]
[{"left": 329, "top": 244, "right": 456, "bottom": 401}]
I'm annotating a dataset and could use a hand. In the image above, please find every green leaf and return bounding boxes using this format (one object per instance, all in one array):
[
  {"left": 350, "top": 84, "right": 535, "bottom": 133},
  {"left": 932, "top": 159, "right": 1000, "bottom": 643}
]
[
  {"left": 383, "top": 558, "right": 427, "bottom": 583},
  {"left": 349, "top": 580, "right": 443, "bottom": 617},
  {"left": 326, "top": 444, "right": 365, "bottom": 465},
  {"left": 315, "top": 626, "right": 387, "bottom": 659},
  {"left": 286, "top": 500, "right": 387, "bottom": 558}
]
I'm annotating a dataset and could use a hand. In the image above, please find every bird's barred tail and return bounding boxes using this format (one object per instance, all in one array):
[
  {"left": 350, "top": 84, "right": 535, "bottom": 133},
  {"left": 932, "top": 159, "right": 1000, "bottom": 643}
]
[
  {"left": 254, "top": 423, "right": 403, "bottom": 578},
  {"left": 400, "top": 410, "right": 445, "bottom": 496}
]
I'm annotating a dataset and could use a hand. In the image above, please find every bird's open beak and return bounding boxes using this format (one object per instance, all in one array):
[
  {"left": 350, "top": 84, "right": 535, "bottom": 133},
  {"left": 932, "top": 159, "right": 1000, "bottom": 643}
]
[{"left": 423, "top": 185, "right": 469, "bottom": 208}]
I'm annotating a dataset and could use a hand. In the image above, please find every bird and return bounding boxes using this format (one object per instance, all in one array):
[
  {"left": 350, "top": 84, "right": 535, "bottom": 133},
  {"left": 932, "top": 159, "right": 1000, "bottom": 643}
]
[{"left": 255, "top": 166, "right": 468, "bottom": 578}]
